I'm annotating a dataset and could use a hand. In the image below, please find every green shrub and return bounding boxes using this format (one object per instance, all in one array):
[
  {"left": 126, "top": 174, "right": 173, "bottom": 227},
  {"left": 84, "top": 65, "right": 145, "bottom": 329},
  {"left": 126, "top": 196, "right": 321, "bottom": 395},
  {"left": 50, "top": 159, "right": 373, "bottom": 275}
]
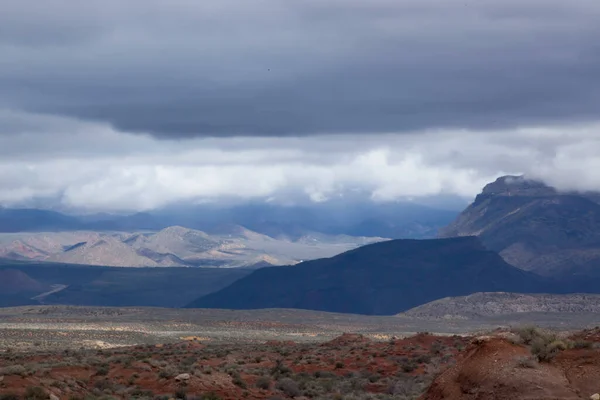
[
  {"left": 231, "top": 372, "right": 247, "bottom": 389},
  {"left": 270, "top": 360, "right": 291, "bottom": 377},
  {"left": 255, "top": 376, "right": 271, "bottom": 390},
  {"left": 398, "top": 357, "right": 417, "bottom": 372},
  {"left": 96, "top": 365, "right": 109, "bottom": 376},
  {"left": 516, "top": 356, "right": 537, "bottom": 368},
  {"left": 174, "top": 388, "right": 187, "bottom": 400},
  {"left": 571, "top": 340, "right": 594, "bottom": 349},
  {"left": 430, "top": 342, "right": 444, "bottom": 355},
  {"left": 514, "top": 326, "right": 566, "bottom": 362},
  {"left": 0, "top": 365, "right": 27, "bottom": 376},
  {"left": 531, "top": 338, "right": 564, "bottom": 362},
  {"left": 276, "top": 378, "right": 300, "bottom": 397},
  {"left": 514, "top": 326, "right": 544, "bottom": 345},
  {"left": 197, "top": 394, "right": 222, "bottom": 400},
  {"left": 0, "top": 394, "right": 21, "bottom": 400},
  {"left": 24, "top": 387, "right": 47, "bottom": 400}
]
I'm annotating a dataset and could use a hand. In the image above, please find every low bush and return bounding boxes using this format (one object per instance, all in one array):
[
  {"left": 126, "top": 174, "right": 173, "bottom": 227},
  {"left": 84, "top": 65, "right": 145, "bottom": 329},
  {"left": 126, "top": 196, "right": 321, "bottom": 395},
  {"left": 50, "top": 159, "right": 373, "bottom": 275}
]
[
  {"left": 24, "top": 387, "right": 47, "bottom": 400},
  {"left": 516, "top": 356, "right": 537, "bottom": 368},
  {"left": 514, "top": 326, "right": 565, "bottom": 362},
  {"left": 255, "top": 376, "right": 271, "bottom": 390},
  {"left": 276, "top": 378, "right": 300, "bottom": 397}
]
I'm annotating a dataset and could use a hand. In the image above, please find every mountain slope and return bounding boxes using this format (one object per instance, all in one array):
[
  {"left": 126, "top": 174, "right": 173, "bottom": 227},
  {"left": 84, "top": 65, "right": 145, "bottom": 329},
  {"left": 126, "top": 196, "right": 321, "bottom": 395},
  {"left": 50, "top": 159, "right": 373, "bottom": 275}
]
[
  {"left": 0, "top": 269, "right": 46, "bottom": 294},
  {"left": 46, "top": 236, "right": 164, "bottom": 267},
  {"left": 0, "top": 269, "right": 48, "bottom": 306},
  {"left": 187, "top": 237, "right": 550, "bottom": 315},
  {"left": 439, "top": 175, "right": 600, "bottom": 277}
]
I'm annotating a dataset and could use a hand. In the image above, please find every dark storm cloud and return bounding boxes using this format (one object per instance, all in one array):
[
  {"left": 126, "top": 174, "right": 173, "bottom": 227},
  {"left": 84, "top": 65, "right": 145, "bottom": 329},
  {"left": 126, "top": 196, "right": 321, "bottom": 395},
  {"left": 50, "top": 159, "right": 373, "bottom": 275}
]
[{"left": 1, "top": 0, "right": 600, "bottom": 137}]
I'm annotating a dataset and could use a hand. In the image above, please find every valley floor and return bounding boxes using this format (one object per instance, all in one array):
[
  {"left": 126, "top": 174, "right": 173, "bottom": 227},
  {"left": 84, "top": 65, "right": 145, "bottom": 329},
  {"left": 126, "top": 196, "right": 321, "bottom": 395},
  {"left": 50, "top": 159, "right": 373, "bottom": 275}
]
[{"left": 0, "top": 306, "right": 600, "bottom": 353}]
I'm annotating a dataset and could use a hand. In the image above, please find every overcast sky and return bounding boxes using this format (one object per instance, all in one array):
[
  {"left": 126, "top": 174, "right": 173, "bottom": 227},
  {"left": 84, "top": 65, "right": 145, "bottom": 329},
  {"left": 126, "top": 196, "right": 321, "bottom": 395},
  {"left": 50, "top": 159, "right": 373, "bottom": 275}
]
[{"left": 1, "top": 0, "right": 600, "bottom": 211}]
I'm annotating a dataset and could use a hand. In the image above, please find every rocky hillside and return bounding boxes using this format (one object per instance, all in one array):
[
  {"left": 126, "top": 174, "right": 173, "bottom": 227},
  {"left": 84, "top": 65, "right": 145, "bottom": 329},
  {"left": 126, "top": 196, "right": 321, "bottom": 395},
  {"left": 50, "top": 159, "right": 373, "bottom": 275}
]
[
  {"left": 423, "top": 333, "right": 600, "bottom": 400},
  {"left": 188, "top": 236, "right": 551, "bottom": 315},
  {"left": 400, "top": 292, "right": 600, "bottom": 319},
  {"left": 0, "top": 226, "right": 386, "bottom": 268},
  {"left": 439, "top": 175, "right": 600, "bottom": 277}
]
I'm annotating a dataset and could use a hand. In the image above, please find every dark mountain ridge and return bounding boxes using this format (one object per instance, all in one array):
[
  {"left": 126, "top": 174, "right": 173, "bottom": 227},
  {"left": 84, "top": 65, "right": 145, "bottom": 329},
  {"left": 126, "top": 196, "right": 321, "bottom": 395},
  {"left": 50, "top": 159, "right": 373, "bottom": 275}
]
[
  {"left": 187, "top": 236, "right": 552, "bottom": 315},
  {"left": 0, "top": 261, "right": 253, "bottom": 308}
]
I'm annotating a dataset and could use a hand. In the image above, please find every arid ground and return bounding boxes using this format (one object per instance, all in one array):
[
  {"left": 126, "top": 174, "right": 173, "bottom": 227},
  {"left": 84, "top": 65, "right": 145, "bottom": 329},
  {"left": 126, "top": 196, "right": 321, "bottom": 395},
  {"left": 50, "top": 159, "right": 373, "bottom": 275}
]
[{"left": 1, "top": 307, "right": 600, "bottom": 399}]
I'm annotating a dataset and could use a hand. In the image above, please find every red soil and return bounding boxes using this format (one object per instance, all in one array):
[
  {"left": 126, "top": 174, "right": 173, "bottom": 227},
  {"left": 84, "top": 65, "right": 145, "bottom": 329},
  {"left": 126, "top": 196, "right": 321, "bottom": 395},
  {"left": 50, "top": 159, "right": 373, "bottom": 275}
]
[
  {"left": 0, "top": 333, "right": 470, "bottom": 400},
  {"left": 422, "top": 336, "right": 600, "bottom": 400}
]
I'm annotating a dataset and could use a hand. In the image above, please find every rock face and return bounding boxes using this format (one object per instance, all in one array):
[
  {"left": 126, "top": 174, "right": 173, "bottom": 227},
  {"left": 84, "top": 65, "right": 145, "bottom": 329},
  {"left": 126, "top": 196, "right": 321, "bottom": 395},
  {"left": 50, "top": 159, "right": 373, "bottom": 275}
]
[
  {"left": 174, "top": 373, "right": 190, "bottom": 382},
  {"left": 188, "top": 236, "right": 550, "bottom": 315},
  {"left": 439, "top": 175, "right": 600, "bottom": 277}
]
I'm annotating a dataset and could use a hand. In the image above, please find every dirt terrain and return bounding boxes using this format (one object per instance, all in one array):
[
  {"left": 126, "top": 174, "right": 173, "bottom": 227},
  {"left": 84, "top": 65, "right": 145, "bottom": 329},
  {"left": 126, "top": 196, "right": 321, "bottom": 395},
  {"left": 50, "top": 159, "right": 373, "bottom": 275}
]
[
  {"left": 423, "top": 328, "right": 600, "bottom": 400},
  {"left": 1, "top": 307, "right": 600, "bottom": 399},
  {"left": 0, "top": 306, "right": 476, "bottom": 353},
  {"left": 0, "top": 332, "right": 469, "bottom": 400},
  {"left": 2, "top": 327, "right": 600, "bottom": 400},
  {"left": 2, "top": 305, "right": 600, "bottom": 353}
]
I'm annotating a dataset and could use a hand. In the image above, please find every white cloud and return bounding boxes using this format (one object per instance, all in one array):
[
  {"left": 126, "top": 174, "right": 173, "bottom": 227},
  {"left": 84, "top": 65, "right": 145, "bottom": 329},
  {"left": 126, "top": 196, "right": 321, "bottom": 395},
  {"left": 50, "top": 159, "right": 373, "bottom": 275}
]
[{"left": 2, "top": 110, "right": 600, "bottom": 211}]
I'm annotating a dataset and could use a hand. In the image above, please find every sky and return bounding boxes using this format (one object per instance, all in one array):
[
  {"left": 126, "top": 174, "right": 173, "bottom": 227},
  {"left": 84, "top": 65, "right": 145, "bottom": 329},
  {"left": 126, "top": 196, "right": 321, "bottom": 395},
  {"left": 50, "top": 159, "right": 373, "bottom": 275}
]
[{"left": 1, "top": 0, "right": 600, "bottom": 211}]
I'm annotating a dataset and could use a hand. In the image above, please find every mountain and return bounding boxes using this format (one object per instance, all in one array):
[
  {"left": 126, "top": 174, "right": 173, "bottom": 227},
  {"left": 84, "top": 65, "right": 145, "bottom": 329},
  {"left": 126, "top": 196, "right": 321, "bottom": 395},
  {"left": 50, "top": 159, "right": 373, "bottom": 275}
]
[
  {"left": 400, "top": 292, "right": 600, "bottom": 319},
  {"left": 187, "top": 236, "right": 551, "bottom": 315},
  {"left": 0, "top": 226, "right": 386, "bottom": 268},
  {"left": 0, "top": 207, "right": 83, "bottom": 232},
  {"left": 0, "top": 200, "right": 459, "bottom": 239},
  {"left": 439, "top": 175, "right": 600, "bottom": 277},
  {"left": 165, "top": 201, "right": 459, "bottom": 239}
]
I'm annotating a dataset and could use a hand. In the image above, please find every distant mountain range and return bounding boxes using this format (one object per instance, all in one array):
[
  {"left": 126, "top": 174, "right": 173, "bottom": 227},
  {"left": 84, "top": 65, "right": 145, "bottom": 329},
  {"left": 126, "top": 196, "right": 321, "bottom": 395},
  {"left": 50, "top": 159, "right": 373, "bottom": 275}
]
[
  {"left": 400, "top": 292, "right": 600, "bottom": 320},
  {"left": 0, "top": 201, "right": 459, "bottom": 239},
  {"left": 0, "top": 225, "right": 385, "bottom": 268},
  {"left": 188, "top": 236, "right": 551, "bottom": 315},
  {"left": 439, "top": 175, "right": 600, "bottom": 277}
]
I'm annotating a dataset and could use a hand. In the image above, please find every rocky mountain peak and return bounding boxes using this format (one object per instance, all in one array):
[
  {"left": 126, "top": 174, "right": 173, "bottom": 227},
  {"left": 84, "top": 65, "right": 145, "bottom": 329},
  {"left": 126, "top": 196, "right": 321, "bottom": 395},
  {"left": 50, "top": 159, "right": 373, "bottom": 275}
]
[
  {"left": 479, "top": 175, "right": 557, "bottom": 197},
  {"left": 440, "top": 175, "right": 600, "bottom": 277}
]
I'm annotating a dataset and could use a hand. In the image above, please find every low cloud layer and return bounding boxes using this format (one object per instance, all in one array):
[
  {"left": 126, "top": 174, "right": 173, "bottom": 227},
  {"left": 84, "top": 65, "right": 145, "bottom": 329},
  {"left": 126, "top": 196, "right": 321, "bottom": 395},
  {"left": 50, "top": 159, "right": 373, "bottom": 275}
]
[{"left": 1, "top": 110, "right": 600, "bottom": 211}]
